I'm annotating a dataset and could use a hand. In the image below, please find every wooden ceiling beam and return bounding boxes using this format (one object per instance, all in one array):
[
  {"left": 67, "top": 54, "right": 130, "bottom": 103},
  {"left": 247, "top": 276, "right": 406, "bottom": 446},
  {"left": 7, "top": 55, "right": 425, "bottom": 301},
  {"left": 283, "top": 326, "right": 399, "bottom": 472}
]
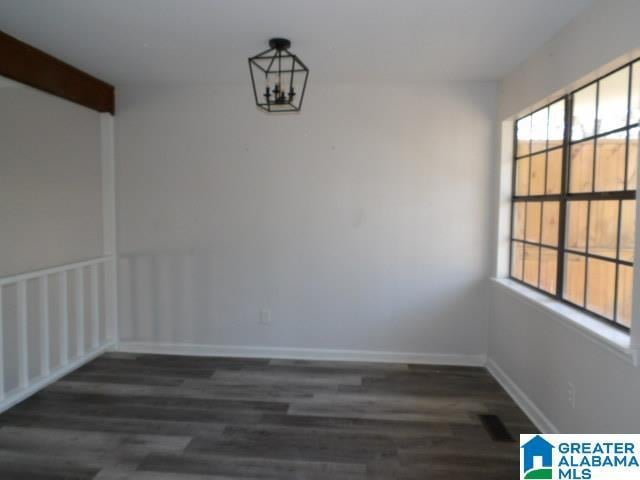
[{"left": 0, "top": 30, "right": 115, "bottom": 114}]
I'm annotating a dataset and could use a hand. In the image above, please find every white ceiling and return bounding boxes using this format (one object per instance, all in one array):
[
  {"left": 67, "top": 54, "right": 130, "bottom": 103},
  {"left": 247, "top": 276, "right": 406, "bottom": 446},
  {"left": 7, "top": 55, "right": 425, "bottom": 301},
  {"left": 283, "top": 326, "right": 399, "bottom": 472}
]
[{"left": 0, "top": 0, "right": 594, "bottom": 86}]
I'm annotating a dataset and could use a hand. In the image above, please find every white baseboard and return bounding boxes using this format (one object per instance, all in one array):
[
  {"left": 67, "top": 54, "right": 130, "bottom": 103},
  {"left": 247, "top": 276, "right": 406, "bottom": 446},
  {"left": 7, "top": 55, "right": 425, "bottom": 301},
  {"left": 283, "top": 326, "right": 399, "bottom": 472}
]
[
  {"left": 0, "top": 341, "right": 115, "bottom": 415},
  {"left": 486, "top": 357, "right": 559, "bottom": 434},
  {"left": 116, "top": 341, "right": 487, "bottom": 367}
]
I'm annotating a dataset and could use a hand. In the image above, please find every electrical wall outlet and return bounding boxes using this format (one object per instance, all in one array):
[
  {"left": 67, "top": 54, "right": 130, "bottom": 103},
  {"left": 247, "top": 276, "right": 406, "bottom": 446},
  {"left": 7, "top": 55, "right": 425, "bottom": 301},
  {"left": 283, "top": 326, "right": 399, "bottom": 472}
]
[
  {"left": 568, "top": 382, "right": 576, "bottom": 408},
  {"left": 259, "top": 309, "right": 271, "bottom": 325}
]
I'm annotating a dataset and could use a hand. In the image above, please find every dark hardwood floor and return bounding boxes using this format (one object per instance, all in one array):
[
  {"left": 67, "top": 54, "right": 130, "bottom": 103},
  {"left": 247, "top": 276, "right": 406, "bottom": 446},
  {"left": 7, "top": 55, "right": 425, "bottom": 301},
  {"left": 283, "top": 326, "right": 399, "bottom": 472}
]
[{"left": 0, "top": 353, "right": 536, "bottom": 479}]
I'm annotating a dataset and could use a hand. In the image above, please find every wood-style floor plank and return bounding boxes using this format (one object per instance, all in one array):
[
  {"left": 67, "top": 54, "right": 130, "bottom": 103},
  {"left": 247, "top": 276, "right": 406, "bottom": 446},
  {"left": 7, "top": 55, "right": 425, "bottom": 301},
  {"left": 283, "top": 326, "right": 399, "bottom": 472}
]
[{"left": 0, "top": 352, "right": 536, "bottom": 478}]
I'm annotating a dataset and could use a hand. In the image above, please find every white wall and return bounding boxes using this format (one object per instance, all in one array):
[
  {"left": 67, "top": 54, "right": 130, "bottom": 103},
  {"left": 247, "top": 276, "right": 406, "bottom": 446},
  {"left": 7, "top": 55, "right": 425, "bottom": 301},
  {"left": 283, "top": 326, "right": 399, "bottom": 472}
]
[
  {"left": 0, "top": 77, "right": 103, "bottom": 277},
  {"left": 491, "top": 285, "right": 640, "bottom": 433},
  {"left": 0, "top": 76, "right": 106, "bottom": 393},
  {"left": 499, "top": 0, "right": 640, "bottom": 120},
  {"left": 115, "top": 81, "right": 497, "bottom": 360},
  {"left": 491, "top": 0, "right": 640, "bottom": 432}
]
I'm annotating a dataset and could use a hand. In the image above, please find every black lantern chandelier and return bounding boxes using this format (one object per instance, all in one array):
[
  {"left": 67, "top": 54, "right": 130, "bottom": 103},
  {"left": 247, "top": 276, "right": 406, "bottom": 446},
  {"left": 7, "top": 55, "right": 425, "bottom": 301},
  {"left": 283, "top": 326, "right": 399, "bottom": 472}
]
[{"left": 248, "top": 38, "right": 309, "bottom": 113}]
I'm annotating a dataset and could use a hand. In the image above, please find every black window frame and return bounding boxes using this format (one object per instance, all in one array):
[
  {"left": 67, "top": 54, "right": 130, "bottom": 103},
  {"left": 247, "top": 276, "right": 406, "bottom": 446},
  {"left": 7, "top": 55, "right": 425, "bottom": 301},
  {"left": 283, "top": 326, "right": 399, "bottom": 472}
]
[{"left": 509, "top": 58, "right": 640, "bottom": 331}]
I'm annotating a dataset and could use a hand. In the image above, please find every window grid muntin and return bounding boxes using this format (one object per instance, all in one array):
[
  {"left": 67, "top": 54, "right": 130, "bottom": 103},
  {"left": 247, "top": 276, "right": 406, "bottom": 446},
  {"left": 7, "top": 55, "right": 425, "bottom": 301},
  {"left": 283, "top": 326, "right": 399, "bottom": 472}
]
[
  {"left": 510, "top": 96, "right": 567, "bottom": 296},
  {"left": 509, "top": 58, "right": 639, "bottom": 331}
]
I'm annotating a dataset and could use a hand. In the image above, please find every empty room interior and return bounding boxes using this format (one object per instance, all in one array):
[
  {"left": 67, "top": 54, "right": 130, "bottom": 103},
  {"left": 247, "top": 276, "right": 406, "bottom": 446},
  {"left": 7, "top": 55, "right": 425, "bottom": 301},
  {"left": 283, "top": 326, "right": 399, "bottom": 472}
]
[{"left": 1, "top": 0, "right": 640, "bottom": 478}]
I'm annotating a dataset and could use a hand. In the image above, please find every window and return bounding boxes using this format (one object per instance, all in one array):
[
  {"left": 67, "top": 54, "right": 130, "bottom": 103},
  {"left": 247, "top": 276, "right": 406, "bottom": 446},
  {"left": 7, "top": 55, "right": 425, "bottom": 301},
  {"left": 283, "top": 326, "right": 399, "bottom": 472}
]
[{"left": 510, "top": 59, "right": 640, "bottom": 330}]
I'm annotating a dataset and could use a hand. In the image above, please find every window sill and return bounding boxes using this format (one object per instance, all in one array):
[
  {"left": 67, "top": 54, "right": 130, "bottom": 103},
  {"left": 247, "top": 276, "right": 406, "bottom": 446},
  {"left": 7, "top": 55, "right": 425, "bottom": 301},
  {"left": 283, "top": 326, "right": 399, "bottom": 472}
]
[{"left": 491, "top": 277, "right": 639, "bottom": 366}]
